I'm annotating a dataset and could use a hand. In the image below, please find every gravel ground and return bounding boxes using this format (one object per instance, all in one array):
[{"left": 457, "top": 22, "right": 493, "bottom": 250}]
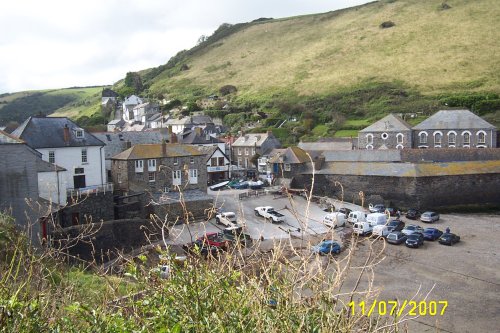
[{"left": 167, "top": 188, "right": 500, "bottom": 332}]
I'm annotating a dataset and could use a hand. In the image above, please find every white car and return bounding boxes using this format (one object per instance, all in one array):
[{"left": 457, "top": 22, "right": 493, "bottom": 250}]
[
  {"left": 420, "top": 211, "right": 440, "bottom": 223},
  {"left": 215, "top": 211, "right": 238, "bottom": 227}
]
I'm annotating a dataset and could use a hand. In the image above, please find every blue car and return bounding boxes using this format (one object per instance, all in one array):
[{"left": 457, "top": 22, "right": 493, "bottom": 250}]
[
  {"left": 423, "top": 228, "right": 443, "bottom": 241},
  {"left": 311, "top": 240, "right": 341, "bottom": 255},
  {"left": 230, "top": 181, "right": 249, "bottom": 189}
]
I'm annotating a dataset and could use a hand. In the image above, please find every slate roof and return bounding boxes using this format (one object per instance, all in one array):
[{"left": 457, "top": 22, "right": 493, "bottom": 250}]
[
  {"left": 268, "top": 147, "right": 311, "bottom": 164},
  {"left": 11, "top": 117, "right": 104, "bottom": 149},
  {"left": 112, "top": 144, "right": 204, "bottom": 160},
  {"left": 37, "top": 159, "right": 66, "bottom": 172},
  {"left": 359, "top": 114, "right": 412, "bottom": 132},
  {"left": 123, "top": 95, "right": 143, "bottom": 106},
  {"left": 232, "top": 132, "right": 279, "bottom": 148},
  {"left": 298, "top": 139, "right": 354, "bottom": 151},
  {"left": 180, "top": 131, "right": 224, "bottom": 145},
  {"left": 93, "top": 131, "right": 166, "bottom": 159},
  {"left": 322, "top": 150, "right": 402, "bottom": 162},
  {"left": 0, "top": 130, "right": 23, "bottom": 144},
  {"left": 413, "top": 109, "right": 496, "bottom": 130},
  {"left": 197, "top": 145, "right": 229, "bottom": 161}
]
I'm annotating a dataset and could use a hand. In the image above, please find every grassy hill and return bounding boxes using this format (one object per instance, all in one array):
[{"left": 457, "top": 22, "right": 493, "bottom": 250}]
[{"left": 0, "top": 87, "right": 104, "bottom": 127}]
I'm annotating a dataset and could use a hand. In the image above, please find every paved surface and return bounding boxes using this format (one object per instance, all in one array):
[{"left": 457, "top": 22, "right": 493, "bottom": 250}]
[{"left": 165, "top": 188, "right": 500, "bottom": 333}]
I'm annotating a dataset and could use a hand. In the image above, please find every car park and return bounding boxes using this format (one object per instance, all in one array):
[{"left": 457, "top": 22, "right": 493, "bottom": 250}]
[
  {"left": 215, "top": 211, "right": 239, "bottom": 227},
  {"left": 254, "top": 206, "right": 285, "bottom": 223},
  {"left": 347, "top": 211, "right": 367, "bottom": 224},
  {"left": 369, "top": 204, "right": 386, "bottom": 213},
  {"left": 401, "top": 224, "right": 425, "bottom": 236},
  {"left": 372, "top": 224, "right": 391, "bottom": 238},
  {"left": 439, "top": 233, "right": 460, "bottom": 246},
  {"left": 405, "top": 208, "right": 421, "bottom": 220},
  {"left": 386, "top": 231, "right": 407, "bottom": 245},
  {"left": 405, "top": 232, "right": 425, "bottom": 248},
  {"left": 311, "top": 240, "right": 341, "bottom": 255},
  {"left": 423, "top": 228, "right": 443, "bottom": 241},
  {"left": 322, "top": 212, "right": 346, "bottom": 228},
  {"left": 421, "top": 211, "right": 440, "bottom": 223}
]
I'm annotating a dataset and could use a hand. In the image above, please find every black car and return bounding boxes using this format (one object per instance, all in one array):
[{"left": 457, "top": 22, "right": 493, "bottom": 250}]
[
  {"left": 439, "top": 233, "right": 460, "bottom": 246},
  {"left": 387, "top": 219, "right": 405, "bottom": 233},
  {"left": 338, "top": 207, "right": 352, "bottom": 216},
  {"left": 405, "top": 209, "right": 421, "bottom": 220},
  {"left": 222, "top": 227, "right": 253, "bottom": 246},
  {"left": 386, "top": 231, "right": 407, "bottom": 245},
  {"left": 423, "top": 228, "right": 443, "bottom": 241},
  {"left": 405, "top": 232, "right": 424, "bottom": 248}
]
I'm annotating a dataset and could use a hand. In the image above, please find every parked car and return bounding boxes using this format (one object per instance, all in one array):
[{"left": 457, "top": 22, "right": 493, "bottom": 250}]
[
  {"left": 401, "top": 224, "right": 425, "bottom": 236},
  {"left": 323, "top": 212, "right": 346, "bottom": 228},
  {"left": 215, "top": 211, "right": 238, "bottom": 227},
  {"left": 385, "top": 207, "right": 399, "bottom": 217},
  {"left": 196, "top": 232, "right": 232, "bottom": 250},
  {"left": 420, "top": 211, "right": 440, "bottom": 223},
  {"left": 405, "top": 232, "right": 425, "bottom": 248},
  {"left": 438, "top": 233, "right": 460, "bottom": 246},
  {"left": 248, "top": 180, "right": 264, "bottom": 190},
  {"left": 338, "top": 207, "right": 352, "bottom": 216},
  {"left": 366, "top": 213, "right": 388, "bottom": 227},
  {"left": 353, "top": 222, "right": 372, "bottom": 236},
  {"left": 182, "top": 241, "right": 221, "bottom": 257},
  {"left": 230, "top": 181, "right": 249, "bottom": 189},
  {"left": 254, "top": 206, "right": 285, "bottom": 223},
  {"left": 222, "top": 226, "right": 252, "bottom": 246},
  {"left": 347, "top": 211, "right": 367, "bottom": 224},
  {"left": 369, "top": 204, "right": 386, "bottom": 213},
  {"left": 372, "top": 224, "right": 391, "bottom": 238},
  {"left": 386, "top": 231, "right": 408, "bottom": 245},
  {"left": 209, "top": 181, "right": 229, "bottom": 191},
  {"left": 386, "top": 219, "right": 405, "bottom": 233},
  {"left": 405, "top": 209, "right": 421, "bottom": 220},
  {"left": 423, "top": 228, "right": 443, "bottom": 241},
  {"left": 311, "top": 240, "right": 341, "bottom": 255}
]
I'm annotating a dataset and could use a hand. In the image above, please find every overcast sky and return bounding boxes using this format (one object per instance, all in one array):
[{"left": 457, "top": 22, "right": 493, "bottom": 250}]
[{"left": 0, "top": 0, "right": 370, "bottom": 94}]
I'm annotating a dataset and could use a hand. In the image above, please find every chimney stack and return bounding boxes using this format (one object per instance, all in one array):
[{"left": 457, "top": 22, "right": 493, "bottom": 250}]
[
  {"left": 161, "top": 140, "right": 167, "bottom": 157},
  {"left": 63, "top": 124, "right": 70, "bottom": 144},
  {"left": 171, "top": 133, "right": 178, "bottom": 144}
]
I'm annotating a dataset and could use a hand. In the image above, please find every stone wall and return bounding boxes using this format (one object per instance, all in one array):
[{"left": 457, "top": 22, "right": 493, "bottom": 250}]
[
  {"left": 147, "top": 197, "right": 214, "bottom": 224},
  {"left": 51, "top": 219, "right": 166, "bottom": 264},
  {"left": 56, "top": 191, "right": 115, "bottom": 228},
  {"left": 291, "top": 172, "right": 500, "bottom": 210}
]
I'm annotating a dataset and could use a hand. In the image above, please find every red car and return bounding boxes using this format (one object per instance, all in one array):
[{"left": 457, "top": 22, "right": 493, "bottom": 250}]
[{"left": 196, "top": 232, "right": 231, "bottom": 250}]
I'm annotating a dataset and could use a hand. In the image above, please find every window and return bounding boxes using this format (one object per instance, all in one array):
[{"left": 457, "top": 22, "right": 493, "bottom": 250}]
[
  {"left": 48, "top": 151, "right": 55, "bottom": 164},
  {"left": 172, "top": 170, "right": 182, "bottom": 186},
  {"left": 218, "top": 157, "right": 224, "bottom": 166},
  {"left": 135, "top": 160, "right": 144, "bottom": 173},
  {"left": 147, "top": 159, "right": 156, "bottom": 171},
  {"left": 238, "top": 148, "right": 242, "bottom": 156},
  {"left": 245, "top": 148, "right": 249, "bottom": 156},
  {"left": 419, "top": 132, "right": 428, "bottom": 144},
  {"left": 396, "top": 133, "right": 404, "bottom": 144},
  {"left": 463, "top": 132, "right": 471, "bottom": 145},
  {"left": 75, "top": 129, "right": 84, "bottom": 138},
  {"left": 189, "top": 169, "right": 198, "bottom": 184},
  {"left": 190, "top": 157, "right": 194, "bottom": 164},
  {"left": 478, "top": 131, "right": 486, "bottom": 144},
  {"left": 284, "top": 163, "right": 291, "bottom": 172},
  {"left": 237, "top": 158, "right": 242, "bottom": 168},
  {"left": 366, "top": 134, "right": 373, "bottom": 144},
  {"left": 148, "top": 172, "right": 156, "bottom": 182},
  {"left": 211, "top": 157, "right": 217, "bottom": 166},
  {"left": 381, "top": 132, "right": 389, "bottom": 140},
  {"left": 81, "top": 149, "right": 88, "bottom": 163},
  {"left": 251, "top": 148, "right": 255, "bottom": 156},
  {"left": 173, "top": 157, "right": 179, "bottom": 165},
  {"left": 434, "top": 132, "right": 442, "bottom": 146},
  {"left": 74, "top": 168, "right": 84, "bottom": 175},
  {"left": 448, "top": 132, "right": 456, "bottom": 145}
]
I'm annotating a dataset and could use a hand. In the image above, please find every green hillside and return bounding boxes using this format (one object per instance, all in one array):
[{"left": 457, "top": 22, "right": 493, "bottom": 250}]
[{"left": 0, "top": 87, "right": 104, "bottom": 127}]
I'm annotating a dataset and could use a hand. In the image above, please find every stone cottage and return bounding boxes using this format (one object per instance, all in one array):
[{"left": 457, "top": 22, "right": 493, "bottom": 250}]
[{"left": 358, "top": 114, "right": 412, "bottom": 150}]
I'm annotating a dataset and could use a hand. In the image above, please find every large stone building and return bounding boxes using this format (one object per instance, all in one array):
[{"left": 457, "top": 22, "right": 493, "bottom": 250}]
[
  {"left": 412, "top": 109, "right": 497, "bottom": 149},
  {"left": 111, "top": 142, "right": 208, "bottom": 194},
  {"left": 232, "top": 132, "right": 282, "bottom": 169},
  {"left": 358, "top": 114, "right": 412, "bottom": 150}
]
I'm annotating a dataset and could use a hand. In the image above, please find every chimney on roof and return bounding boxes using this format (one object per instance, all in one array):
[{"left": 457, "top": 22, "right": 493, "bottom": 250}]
[
  {"left": 171, "top": 133, "right": 178, "bottom": 144},
  {"left": 162, "top": 140, "right": 167, "bottom": 157},
  {"left": 267, "top": 130, "right": 273, "bottom": 137},
  {"left": 63, "top": 124, "right": 70, "bottom": 144}
]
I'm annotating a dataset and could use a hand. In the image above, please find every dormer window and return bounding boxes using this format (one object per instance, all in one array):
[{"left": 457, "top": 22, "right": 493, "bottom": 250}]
[{"left": 75, "top": 128, "right": 84, "bottom": 138}]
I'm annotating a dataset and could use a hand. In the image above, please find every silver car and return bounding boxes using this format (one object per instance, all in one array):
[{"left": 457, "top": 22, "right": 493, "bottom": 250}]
[
  {"left": 401, "top": 224, "right": 425, "bottom": 236},
  {"left": 420, "top": 211, "right": 440, "bottom": 223}
]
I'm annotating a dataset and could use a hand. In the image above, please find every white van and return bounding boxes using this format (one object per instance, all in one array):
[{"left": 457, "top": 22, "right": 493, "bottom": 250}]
[
  {"left": 347, "top": 211, "right": 367, "bottom": 224},
  {"left": 366, "top": 213, "right": 388, "bottom": 227},
  {"left": 353, "top": 222, "right": 372, "bottom": 236},
  {"left": 322, "top": 212, "right": 346, "bottom": 228},
  {"left": 372, "top": 224, "right": 390, "bottom": 238}
]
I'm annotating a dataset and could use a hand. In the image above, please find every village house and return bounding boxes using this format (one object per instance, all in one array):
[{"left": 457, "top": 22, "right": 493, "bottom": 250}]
[
  {"left": 132, "top": 102, "right": 159, "bottom": 124},
  {"left": 267, "top": 146, "right": 313, "bottom": 181},
  {"left": 198, "top": 145, "right": 231, "bottom": 184},
  {"left": 111, "top": 142, "right": 207, "bottom": 195},
  {"left": 11, "top": 116, "right": 108, "bottom": 204},
  {"left": 412, "top": 109, "right": 497, "bottom": 149},
  {"left": 231, "top": 131, "right": 281, "bottom": 170},
  {"left": 122, "top": 95, "right": 143, "bottom": 123},
  {"left": 164, "top": 115, "right": 215, "bottom": 134},
  {"left": 179, "top": 127, "right": 226, "bottom": 151}
]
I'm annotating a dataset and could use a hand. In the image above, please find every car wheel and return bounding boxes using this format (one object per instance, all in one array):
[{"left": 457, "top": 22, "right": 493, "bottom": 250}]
[
  {"left": 216, "top": 218, "right": 220, "bottom": 225},
  {"left": 335, "top": 249, "right": 340, "bottom": 254},
  {"left": 255, "top": 211, "right": 259, "bottom": 216}
]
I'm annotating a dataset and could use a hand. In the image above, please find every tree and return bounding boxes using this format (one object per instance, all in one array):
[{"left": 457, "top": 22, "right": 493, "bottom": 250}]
[{"left": 124, "top": 72, "right": 143, "bottom": 94}]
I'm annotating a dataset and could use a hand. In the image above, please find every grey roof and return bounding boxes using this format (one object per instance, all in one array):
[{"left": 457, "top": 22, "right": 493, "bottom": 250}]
[
  {"left": 93, "top": 131, "right": 166, "bottom": 159},
  {"left": 192, "top": 115, "right": 213, "bottom": 124},
  {"left": 197, "top": 145, "right": 229, "bottom": 161},
  {"left": 232, "top": 132, "right": 280, "bottom": 149},
  {"left": 413, "top": 109, "right": 496, "bottom": 130},
  {"left": 322, "top": 150, "right": 402, "bottom": 162},
  {"left": 123, "top": 95, "right": 143, "bottom": 105},
  {"left": 37, "top": 159, "right": 66, "bottom": 172},
  {"left": 360, "top": 114, "right": 412, "bottom": 133},
  {"left": 11, "top": 117, "right": 105, "bottom": 149},
  {"left": 147, "top": 113, "right": 163, "bottom": 122},
  {"left": 180, "top": 131, "right": 224, "bottom": 145},
  {"left": 108, "top": 119, "right": 125, "bottom": 125},
  {"left": 298, "top": 139, "right": 354, "bottom": 151}
]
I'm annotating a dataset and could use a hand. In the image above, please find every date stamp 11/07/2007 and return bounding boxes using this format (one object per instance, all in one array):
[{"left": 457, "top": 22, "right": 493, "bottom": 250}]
[{"left": 348, "top": 300, "right": 448, "bottom": 317}]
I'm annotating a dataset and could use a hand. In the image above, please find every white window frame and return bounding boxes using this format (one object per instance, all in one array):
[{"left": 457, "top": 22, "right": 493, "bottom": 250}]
[
  {"left": 48, "top": 150, "right": 55, "bottom": 164},
  {"left": 448, "top": 131, "right": 457, "bottom": 146},
  {"left": 75, "top": 129, "right": 84, "bottom": 138},
  {"left": 396, "top": 133, "right": 404, "bottom": 144},
  {"left": 245, "top": 148, "right": 249, "bottom": 156},
  {"left": 284, "top": 163, "right": 291, "bottom": 172},
  {"left": 173, "top": 157, "right": 179, "bottom": 165},
  {"left": 251, "top": 148, "right": 256, "bottom": 156},
  {"left": 190, "top": 157, "right": 195, "bottom": 164},
  {"left": 463, "top": 131, "right": 471, "bottom": 146},
  {"left": 419, "top": 132, "right": 428, "bottom": 144},
  {"left": 366, "top": 144, "right": 373, "bottom": 150},
  {"left": 172, "top": 170, "right": 181, "bottom": 186},
  {"left": 238, "top": 148, "right": 242, "bottom": 156},
  {"left": 148, "top": 172, "right": 156, "bottom": 183},
  {"left": 366, "top": 134, "right": 373, "bottom": 144},
  {"left": 135, "top": 160, "right": 144, "bottom": 173},
  {"left": 81, "top": 148, "right": 88, "bottom": 164},
  {"left": 189, "top": 169, "right": 198, "bottom": 184},
  {"left": 477, "top": 130, "right": 486, "bottom": 144},
  {"left": 147, "top": 159, "right": 157, "bottom": 171},
  {"left": 434, "top": 131, "right": 442, "bottom": 147},
  {"left": 117, "top": 173, "right": 122, "bottom": 183}
]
